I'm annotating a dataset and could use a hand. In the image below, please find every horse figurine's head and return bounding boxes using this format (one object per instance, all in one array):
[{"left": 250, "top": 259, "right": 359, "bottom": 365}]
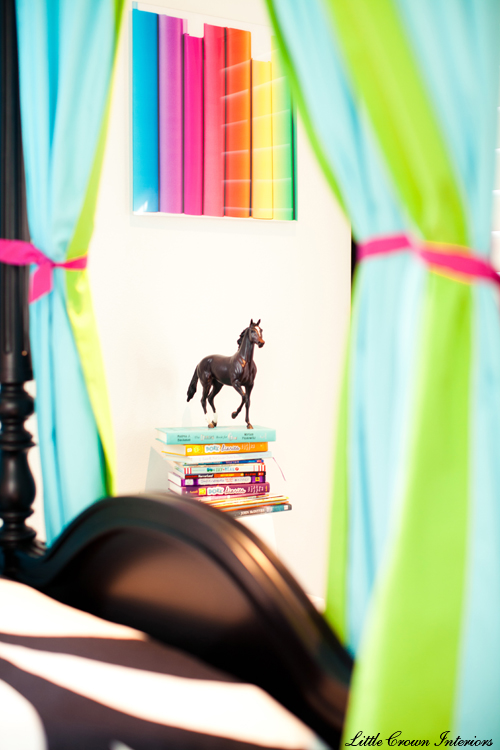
[{"left": 238, "top": 319, "right": 265, "bottom": 348}]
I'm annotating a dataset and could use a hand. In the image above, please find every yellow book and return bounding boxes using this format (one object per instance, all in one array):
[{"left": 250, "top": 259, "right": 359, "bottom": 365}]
[
  {"left": 160, "top": 441, "right": 269, "bottom": 457},
  {"left": 251, "top": 60, "right": 273, "bottom": 219}
]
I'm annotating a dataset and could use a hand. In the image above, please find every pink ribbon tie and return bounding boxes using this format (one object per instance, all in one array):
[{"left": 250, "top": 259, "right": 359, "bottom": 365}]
[
  {"left": 0, "top": 239, "right": 87, "bottom": 303},
  {"left": 358, "top": 232, "right": 500, "bottom": 287}
]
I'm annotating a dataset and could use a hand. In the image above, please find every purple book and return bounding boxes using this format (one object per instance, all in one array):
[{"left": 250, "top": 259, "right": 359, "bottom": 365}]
[
  {"left": 168, "top": 481, "right": 270, "bottom": 498},
  {"left": 158, "top": 15, "right": 186, "bottom": 213},
  {"left": 168, "top": 473, "right": 266, "bottom": 487}
]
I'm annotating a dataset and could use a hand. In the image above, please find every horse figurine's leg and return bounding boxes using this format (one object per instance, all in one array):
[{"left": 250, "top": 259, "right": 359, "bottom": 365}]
[
  {"left": 244, "top": 384, "right": 254, "bottom": 430},
  {"left": 231, "top": 380, "right": 253, "bottom": 428},
  {"left": 207, "top": 381, "right": 223, "bottom": 428},
  {"left": 231, "top": 395, "right": 245, "bottom": 421},
  {"left": 200, "top": 380, "right": 216, "bottom": 428}
]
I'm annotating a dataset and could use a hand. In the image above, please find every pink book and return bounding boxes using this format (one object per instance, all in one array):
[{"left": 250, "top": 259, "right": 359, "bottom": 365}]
[
  {"left": 184, "top": 34, "right": 203, "bottom": 215},
  {"left": 168, "top": 482, "right": 270, "bottom": 498},
  {"left": 158, "top": 15, "right": 185, "bottom": 213},
  {"left": 203, "top": 24, "right": 225, "bottom": 217}
]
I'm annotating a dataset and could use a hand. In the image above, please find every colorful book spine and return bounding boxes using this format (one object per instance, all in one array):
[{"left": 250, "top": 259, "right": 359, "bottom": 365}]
[
  {"left": 203, "top": 24, "right": 225, "bottom": 217},
  {"left": 158, "top": 15, "right": 185, "bottom": 214},
  {"left": 229, "top": 503, "right": 291, "bottom": 518},
  {"left": 168, "top": 482, "right": 270, "bottom": 497},
  {"left": 156, "top": 426, "right": 276, "bottom": 444},
  {"left": 168, "top": 461, "right": 265, "bottom": 476},
  {"left": 184, "top": 35, "right": 203, "bottom": 215},
  {"left": 168, "top": 472, "right": 266, "bottom": 487},
  {"left": 208, "top": 492, "right": 288, "bottom": 507},
  {"left": 161, "top": 450, "right": 272, "bottom": 465},
  {"left": 161, "top": 442, "right": 268, "bottom": 456},
  {"left": 225, "top": 28, "right": 251, "bottom": 218},
  {"left": 206, "top": 494, "right": 289, "bottom": 510},
  {"left": 170, "top": 470, "right": 266, "bottom": 481},
  {"left": 208, "top": 472, "right": 265, "bottom": 479},
  {"left": 132, "top": 9, "right": 159, "bottom": 212},
  {"left": 252, "top": 60, "right": 273, "bottom": 220},
  {"left": 271, "top": 40, "right": 294, "bottom": 220}
]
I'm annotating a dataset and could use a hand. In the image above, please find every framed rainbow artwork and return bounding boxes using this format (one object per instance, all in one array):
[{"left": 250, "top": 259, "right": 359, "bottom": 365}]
[{"left": 132, "top": 7, "right": 296, "bottom": 220}]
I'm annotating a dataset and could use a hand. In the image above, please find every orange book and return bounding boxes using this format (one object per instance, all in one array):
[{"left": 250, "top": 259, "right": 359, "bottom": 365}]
[
  {"left": 160, "top": 441, "right": 269, "bottom": 456},
  {"left": 225, "top": 28, "right": 251, "bottom": 218}
]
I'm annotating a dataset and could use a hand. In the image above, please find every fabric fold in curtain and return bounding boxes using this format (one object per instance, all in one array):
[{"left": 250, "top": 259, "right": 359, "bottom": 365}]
[
  {"left": 15, "top": 0, "right": 124, "bottom": 542},
  {"left": 267, "top": 0, "right": 500, "bottom": 737}
]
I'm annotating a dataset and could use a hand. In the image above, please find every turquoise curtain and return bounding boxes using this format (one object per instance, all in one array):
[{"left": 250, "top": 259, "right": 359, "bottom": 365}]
[
  {"left": 267, "top": 0, "right": 425, "bottom": 654},
  {"left": 15, "top": 0, "right": 123, "bottom": 542},
  {"left": 267, "top": 0, "right": 500, "bottom": 736}
]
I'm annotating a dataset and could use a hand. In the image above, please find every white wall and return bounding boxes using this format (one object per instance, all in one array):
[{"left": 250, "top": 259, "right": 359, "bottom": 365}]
[{"left": 49, "top": 0, "right": 349, "bottom": 600}]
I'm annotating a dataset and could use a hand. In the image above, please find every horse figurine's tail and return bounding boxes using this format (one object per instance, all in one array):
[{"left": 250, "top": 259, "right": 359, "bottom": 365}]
[{"left": 187, "top": 368, "right": 198, "bottom": 401}]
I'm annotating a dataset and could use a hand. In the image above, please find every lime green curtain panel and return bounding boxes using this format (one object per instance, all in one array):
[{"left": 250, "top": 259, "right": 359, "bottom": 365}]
[
  {"left": 267, "top": 0, "right": 500, "bottom": 737},
  {"left": 15, "top": 0, "right": 124, "bottom": 541}
]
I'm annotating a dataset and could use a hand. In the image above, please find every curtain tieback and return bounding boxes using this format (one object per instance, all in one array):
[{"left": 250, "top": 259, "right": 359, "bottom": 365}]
[
  {"left": 0, "top": 239, "right": 87, "bottom": 303},
  {"left": 358, "top": 232, "right": 500, "bottom": 286}
]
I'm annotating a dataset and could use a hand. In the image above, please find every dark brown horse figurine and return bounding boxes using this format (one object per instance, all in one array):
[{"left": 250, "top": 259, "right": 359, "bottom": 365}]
[{"left": 187, "top": 319, "right": 265, "bottom": 429}]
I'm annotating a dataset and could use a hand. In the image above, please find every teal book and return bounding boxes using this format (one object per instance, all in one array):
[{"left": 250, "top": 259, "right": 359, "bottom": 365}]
[
  {"left": 132, "top": 9, "right": 159, "bottom": 212},
  {"left": 229, "top": 503, "right": 292, "bottom": 518},
  {"left": 155, "top": 425, "right": 276, "bottom": 445}
]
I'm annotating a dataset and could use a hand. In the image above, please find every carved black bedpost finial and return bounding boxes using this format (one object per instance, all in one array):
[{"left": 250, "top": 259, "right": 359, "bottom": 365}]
[{"left": 0, "top": 0, "right": 37, "bottom": 568}]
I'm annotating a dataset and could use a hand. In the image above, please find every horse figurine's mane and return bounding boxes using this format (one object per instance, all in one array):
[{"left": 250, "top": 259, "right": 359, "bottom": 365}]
[
  {"left": 187, "top": 319, "right": 265, "bottom": 429},
  {"left": 236, "top": 327, "right": 248, "bottom": 347}
]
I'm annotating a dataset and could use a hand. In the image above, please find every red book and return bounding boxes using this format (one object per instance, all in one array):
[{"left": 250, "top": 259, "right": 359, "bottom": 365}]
[
  {"left": 203, "top": 24, "right": 225, "bottom": 217},
  {"left": 224, "top": 28, "right": 251, "bottom": 218}
]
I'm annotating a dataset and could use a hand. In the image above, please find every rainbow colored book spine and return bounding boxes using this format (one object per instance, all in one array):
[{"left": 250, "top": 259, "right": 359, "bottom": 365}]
[
  {"left": 225, "top": 28, "right": 251, "bottom": 218},
  {"left": 203, "top": 24, "right": 225, "bottom": 217},
  {"left": 184, "top": 35, "right": 203, "bottom": 215},
  {"left": 132, "top": 9, "right": 158, "bottom": 212},
  {"left": 158, "top": 15, "right": 185, "bottom": 213}
]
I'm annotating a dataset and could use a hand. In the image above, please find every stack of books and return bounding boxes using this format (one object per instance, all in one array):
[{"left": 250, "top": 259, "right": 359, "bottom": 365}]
[{"left": 155, "top": 425, "right": 291, "bottom": 518}]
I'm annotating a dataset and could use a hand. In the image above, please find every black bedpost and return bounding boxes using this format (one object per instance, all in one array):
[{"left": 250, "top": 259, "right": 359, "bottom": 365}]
[{"left": 0, "top": 0, "right": 38, "bottom": 571}]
